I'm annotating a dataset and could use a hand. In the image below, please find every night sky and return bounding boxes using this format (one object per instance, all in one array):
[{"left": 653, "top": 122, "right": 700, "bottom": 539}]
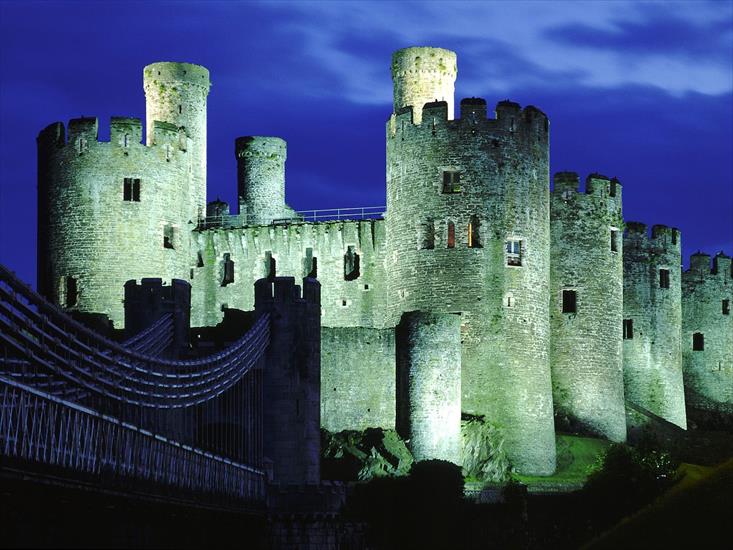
[{"left": 1, "top": 1, "right": 731, "bottom": 287}]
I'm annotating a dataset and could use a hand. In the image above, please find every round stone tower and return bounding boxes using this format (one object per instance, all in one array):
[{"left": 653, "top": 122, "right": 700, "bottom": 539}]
[
  {"left": 236, "top": 136, "right": 296, "bottom": 225},
  {"left": 623, "top": 223, "right": 686, "bottom": 428},
  {"left": 385, "top": 48, "right": 556, "bottom": 475},
  {"left": 396, "top": 311, "right": 462, "bottom": 465},
  {"left": 144, "top": 62, "right": 210, "bottom": 222},
  {"left": 392, "top": 47, "right": 457, "bottom": 124},
  {"left": 550, "top": 172, "right": 626, "bottom": 442}
]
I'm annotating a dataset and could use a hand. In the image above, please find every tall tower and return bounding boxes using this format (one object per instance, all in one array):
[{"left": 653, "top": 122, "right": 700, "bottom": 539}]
[
  {"left": 391, "top": 47, "right": 457, "bottom": 124},
  {"left": 235, "top": 136, "right": 296, "bottom": 225},
  {"left": 385, "top": 47, "right": 556, "bottom": 475},
  {"left": 144, "top": 62, "right": 210, "bottom": 222}
]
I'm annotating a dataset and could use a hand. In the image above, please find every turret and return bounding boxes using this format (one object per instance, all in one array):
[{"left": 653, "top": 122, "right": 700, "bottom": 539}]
[
  {"left": 391, "top": 47, "right": 457, "bottom": 124},
  {"left": 144, "top": 62, "right": 210, "bottom": 222},
  {"left": 235, "top": 136, "right": 297, "bottom": 225}
]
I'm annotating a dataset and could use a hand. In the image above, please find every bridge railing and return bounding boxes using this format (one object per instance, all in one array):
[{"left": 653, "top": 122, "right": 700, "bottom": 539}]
[
  {"left": 199, "top": 205, "right": 386, "bottom": 229},
  {"left": 0, "top": 376, "right": 266, "bottom": 503}
]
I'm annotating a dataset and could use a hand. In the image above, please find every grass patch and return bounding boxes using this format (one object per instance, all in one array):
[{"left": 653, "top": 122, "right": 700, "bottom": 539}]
[{"left": 513, "top": 434, "right": 611, "bottom": 489}]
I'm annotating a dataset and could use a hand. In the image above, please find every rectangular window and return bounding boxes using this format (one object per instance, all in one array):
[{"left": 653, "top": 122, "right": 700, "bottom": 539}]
[
  {"left": 562, "top": 290, "right": 577, "bottom": 314},
  {"left": 611, "top": 230, "right": 619, "bottom": 252},
  {"left": 124, "top": 178, "right": 140, "bottom": 201},
  {"left": 506, "top": 240, "right": 522, "bottom": 266},
  {"left": 222, "top": 253, "right": 234, "bottom": 286},
  {"left": 659, "top": 268, "right": 670, "bottom": 289},
  {"left": 344, "top": 245, "right": 360, "bottom": 281},
  {"left": 419, "top": 220, "right": 435, "bottom": 250},
  {"left": 265, "top": 251, "right": 276, "bottom": 281},
  {"left": 65, "top": 276, "right": 78, "bottom": 307},
  {"left": 623, "top": 319, "right": 633, "bottom": 339},
  {"left": 442, "top": 170, "right": 462, "bottom": 194},
  {"left": 447, "top": 221, "right": 455, "bottom": 248},
  {"left": 468, "top": 216, "right": 482, "bottom": 248},
  {"left": 724, "top": 299, "right": 730, "bottom": 315},
  {"left": 693, "top": 332, "right": 704, "bottom": 351},
  {"left": 163, "top": 224, "right": 175, "bottom": 249}
]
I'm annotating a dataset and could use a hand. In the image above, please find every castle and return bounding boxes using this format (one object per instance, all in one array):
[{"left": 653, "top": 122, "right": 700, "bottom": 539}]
[{"left": 36, "top": 47, "right": 732, "bottom": 476}]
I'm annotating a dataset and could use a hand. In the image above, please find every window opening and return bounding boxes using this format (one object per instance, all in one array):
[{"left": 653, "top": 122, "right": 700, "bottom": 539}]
[
  {"left": 442, "top": 170, "right": 462, "bottom": 194},
  {"left": 420, "top": 219, "right": 435, "bottom": 250},
  {"left": 659, "top": 268, "right": 670, "bottom": 289},
  {"left": 65, "top": 276, "right": 78, "bottom": 307},
  {"left": 123, "top": 178, "right": 141, "bottom": 202},
  {"left": 196, "top": 251, "right": 204, "bottom": 267},
  {"left": 304, "top": 248, "right": 317, "bottom": 278},
  {"left": 505, "top": 293, "right": 514, "bottom": 308},
  {"left": 265, "top": 251, "right": 276, "bottom": 281},
  {"left": 222, "top": 253, "right": 234, "bottom": 286},
  {"left": 723, "top": 299, "right": 730, "bottom": 315},
  {"left": 693, "top": 332, "right": 704, "bottom": 351},
  {"left": 623, "top": 319, "right": 633, "bottom": 339},
  {"left": 344, "top": 245, "right": 360, "bottom": 281},
  {"left": 163, "top": 224, "right": 175, "bottom": 249},
  {"left": 562, "top": 290, "right": 577, "bottom": 314},
  {"left": 468, "top": 216, "right": 482, "bottom": 248},
  {"left": 611, "top": 230, "right": 619, "bottom": 252},
  {"left": 447, "top": 221, "right": 455, "bottom": 248},
  {"left": 506, "top": 239, "right": 522, "bottom": 266}
]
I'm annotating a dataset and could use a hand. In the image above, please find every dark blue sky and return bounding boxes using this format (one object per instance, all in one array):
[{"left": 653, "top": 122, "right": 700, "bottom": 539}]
[{"left": 1, "top": 1, "right": 731, "bottom": 286}]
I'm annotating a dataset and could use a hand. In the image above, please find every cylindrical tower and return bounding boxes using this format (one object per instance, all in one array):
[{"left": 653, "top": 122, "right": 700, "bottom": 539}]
[
  {"left": 682, "top": 253, "right": 733, "bottom": 412},
  {"left": 396, "top": 311, "right": 462, "bottom": 465},
  {"left": 550, "top": 172, "right": 626, "bottom": 442},
  {"left": 392, "top": 47, "right": 457, "bottom": 124},
  {"left": 144, "top": 62, "right": 210, "bottom": 222},
  {"left": 623, "top": 223, "right": 686, "bottom": 428},
  {"left": 236, "top": 136, "right": 296, "bottom": 225},
  {"left": 385, "top": 48, "right": 555, "bottom": 475}
]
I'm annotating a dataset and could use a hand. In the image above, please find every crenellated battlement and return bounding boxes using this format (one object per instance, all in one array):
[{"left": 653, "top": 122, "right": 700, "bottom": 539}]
[
  {"left": 551, "top": 172, "right": 622, "bottom": 209},
  {"left": 685, "top": 252, "right": 732, "bottom": 280},
  {"left": 624, "top": 221, "right": 681, "bottom": 253},
  {"left": 143, "top": 61, "right": 210, "bottom": 92},
  {"left": 254, "top": 276, "right": 321, "bottom": 307},
  {"left": 37, "top": 117, "right": 191, "bottom": 155}
]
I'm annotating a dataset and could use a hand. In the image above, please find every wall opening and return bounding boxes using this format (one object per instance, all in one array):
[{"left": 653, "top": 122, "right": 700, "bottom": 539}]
[
  {"left": 623, "top": 319, "right": 633, "bottom": 339},
  {"left": 196, "top": 251, "right": 204, "bottom": 267},
  {"left": 504, "top": 292, "right": 514, "bottom": 308},
  {"left": 344, "top": 245, "right": 360, "bottom": 281},
  {"left": 506, "top": 239, "right": 522, "bottom": 266},
  {"left": 64, "top": 276, "right": 78, "bottom": 308},
  {"left": 609, "top": 180, "right": 617, "bottom": 197},
  {"left": 611, "top": 229, "right": 619, "bottom": 252},
  {"left": 123, "top": 178, "right": 141, "bottom": 202},
  {"left": 468, "top": 216, "right": 482, "bottom": 248},
  {"left": 419, "top": 219, "right": 435, "bottom": 250},
  {"left": 304, "top": 248, "right": 318, "bottom": 279},
  {"left": 163, "top": 224, "right": 176, "bottom": 249},
  {"left": 265, "top": 251, "right": 276, "bottom": 281},
  {"left": 562, "top": 290, "right": 577, "bottom": 314},
  {"left": 222, "top": 253, "right": 234, "bottom": 286},
  {"left": 442, "top": 170, "right": 462, "bottom": 194},
  {"left": 447, "top": 221, "right": 455, "bottom": 248},
  {"left": 659, "top": 268, "right": 670, "bottom": 289},
  {"left": 693, "top": 332, "right": 704, "bottom": 351},
  {"left": 723, "top": 299, "right": 730, "bottom": 315}
]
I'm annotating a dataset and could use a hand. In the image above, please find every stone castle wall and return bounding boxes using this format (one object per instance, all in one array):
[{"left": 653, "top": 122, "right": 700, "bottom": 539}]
[
  {"left": 550, "top": 172, "right": 626, "bottom": 442},
  {"left": 385, "top": 90, "right": 556, "bottom": 474},
  {"left": 682, "top": 253, "right": 733, "bottom": 412},
  {"left": 37, "top": 117, "right": 193, "bottom": 326},
  {"left": 623, "top": 223, "right": 687, "bottom": 428}
]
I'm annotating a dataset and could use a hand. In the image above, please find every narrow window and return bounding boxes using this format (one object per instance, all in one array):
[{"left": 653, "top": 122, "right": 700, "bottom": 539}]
[
  {"left": 506, "top": 239, "right": 522, "bottom": 266},
  {"left": 222, "top": 253, "right": 234, "bottom": 286},
  {"left": 659, "top": 268, "right": 670, "bottom": 289},
  {"left": 123, "top": 134, "right": 130, "bottom": 148},
  {"left": 132, "top": 178, "right": 140, "bottom": 201},
  {"left": 609, "top": 180, "right": 617, "bottom": 197},
  {"left": 468, "top": 216, "right": 482, "bottom": 248},
  {"left": 420, "top": 220, "right": 435, "bottom": 250},
  {"left": 265, "top": 251, "right": 276, "bottom": 281},
  {"left": 692, "top": 332, "right": 704, "bottom": 351},
  {"left": 178, "top": 105, "right": 182, "bottom": 114},
  {"left": 723, "top": 299, "right": 730, "bottom": 315},
  {"left": 505, "top": 293, "right": 514, "bottom": 308},
  {"left": 623, "top": 319, "right": 633, "bottom": 340},
  {"left": 77, "top": 137, "right": 87, "bottom": 155},
  {"left": 562, "top": 290, "right": 577, "bottom": 314},
  {"left": 65, "top": 276, "right": 78, "bottom": 307},
  {"left": 196, "top": 251, "right": 204, "bottom": 267},
  {"left": 304, "top": 248, "right": 317, "bottom": 278},
  {"left": 611, "top": 230, "right": 619, "bottom": 252},
  {"left": 124, "top": 178, "right": 140, "bottom": 202},
  {"left": 442, "top": 170, "right": 462, "bottom": 194},
  {"left": 163, "top": 224, "right": 175, "bottom": 249},
  {"left": 447, "top": 221, "right": 455, "bottom": 248},
  {"left": 344, "top": 246, "right": 360, "bottom": 281}
]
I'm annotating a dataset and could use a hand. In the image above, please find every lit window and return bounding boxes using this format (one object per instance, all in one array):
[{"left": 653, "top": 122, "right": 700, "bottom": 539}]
[
  {"left": 506, "top": 240, "right": 522, "bottom": 266},
  {"left": 442, "top": 171, "right": 462, "bottom": 194},
  {"left": 623, "top": 319, "right": 633, "bottom": 339},
  {"left": 562, "top": 290, "right": 577, "bottom": 314},
  {"left": 692, "top": 332, "right": 704, "bottom": 351},
  {"left": 447, "top": 221, "right": 455, "bottom": 248},
  {"left": 659, "top": 268, "right": 670, "bottom": 289},
  {"left": 468, "top": 216, "right": 482, "bottom": 248}
]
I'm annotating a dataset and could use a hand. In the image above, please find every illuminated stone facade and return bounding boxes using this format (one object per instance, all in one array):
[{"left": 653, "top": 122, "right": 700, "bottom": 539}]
[{"left": 37, "top": 47, "right": 730, "bottom": 476}]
